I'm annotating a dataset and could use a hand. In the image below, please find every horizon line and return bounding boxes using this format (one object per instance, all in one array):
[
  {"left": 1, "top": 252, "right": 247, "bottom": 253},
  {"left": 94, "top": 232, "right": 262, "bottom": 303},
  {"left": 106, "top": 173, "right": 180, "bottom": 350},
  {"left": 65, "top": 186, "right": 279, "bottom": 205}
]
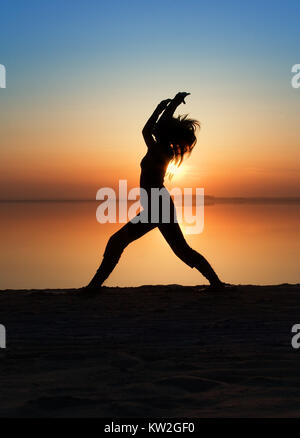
[{"left": 1, "top": 196, "right": 300, "bottom": 204}]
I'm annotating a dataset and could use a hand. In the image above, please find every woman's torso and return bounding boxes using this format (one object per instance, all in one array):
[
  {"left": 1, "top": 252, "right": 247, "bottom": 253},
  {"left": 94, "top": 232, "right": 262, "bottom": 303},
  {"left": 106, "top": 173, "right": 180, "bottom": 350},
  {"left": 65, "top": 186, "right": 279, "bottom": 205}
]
[{"left": 140, "top": 143, "right": 172, "bottom": 190}]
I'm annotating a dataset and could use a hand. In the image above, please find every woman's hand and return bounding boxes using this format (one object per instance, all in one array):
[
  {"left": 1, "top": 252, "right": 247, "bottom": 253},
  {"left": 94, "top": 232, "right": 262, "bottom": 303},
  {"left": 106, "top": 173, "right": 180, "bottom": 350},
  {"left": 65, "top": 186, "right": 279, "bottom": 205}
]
[
  {"left": 157, "top": 99, "right": 172, "bottom": 112},
  {"left": 154, "top": 92, "right": 191, "bottom": 125},
  {"left": 174, "top": 92, "right": 191, "bottom": 105}
]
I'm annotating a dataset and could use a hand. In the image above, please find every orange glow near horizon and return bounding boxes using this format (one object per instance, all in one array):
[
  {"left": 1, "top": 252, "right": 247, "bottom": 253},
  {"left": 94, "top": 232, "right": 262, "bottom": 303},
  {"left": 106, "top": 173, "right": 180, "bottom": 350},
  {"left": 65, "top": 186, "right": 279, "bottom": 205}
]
[{"left": 1, "top": 86, "right": 300, "bottom": 200}]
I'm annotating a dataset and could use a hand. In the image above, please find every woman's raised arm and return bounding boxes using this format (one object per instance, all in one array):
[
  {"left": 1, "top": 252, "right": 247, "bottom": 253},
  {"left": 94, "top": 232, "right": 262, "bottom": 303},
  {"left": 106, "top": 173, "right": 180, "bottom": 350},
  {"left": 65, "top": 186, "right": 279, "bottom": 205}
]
[
  {"left": 142, "top": 99, "right": 171, "bottom": 148},
  {"left": 158, "top": 92, "right": 190, "bottom": 125}
]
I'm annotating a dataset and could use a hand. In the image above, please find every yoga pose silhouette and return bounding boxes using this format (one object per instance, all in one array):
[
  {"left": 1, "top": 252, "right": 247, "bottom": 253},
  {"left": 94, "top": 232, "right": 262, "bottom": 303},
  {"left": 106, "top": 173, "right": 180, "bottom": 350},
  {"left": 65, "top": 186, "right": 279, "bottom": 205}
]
[{"left": 85, "top": 92, "right": 223, "bottom": 292}]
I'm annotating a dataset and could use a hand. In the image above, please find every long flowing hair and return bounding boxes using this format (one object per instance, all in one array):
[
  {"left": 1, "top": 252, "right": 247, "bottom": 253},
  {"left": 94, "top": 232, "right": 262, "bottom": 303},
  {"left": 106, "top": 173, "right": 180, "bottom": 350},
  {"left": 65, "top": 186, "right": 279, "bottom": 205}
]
[{"left": 154, "top": 115, "right": 200, "bottom": 178}]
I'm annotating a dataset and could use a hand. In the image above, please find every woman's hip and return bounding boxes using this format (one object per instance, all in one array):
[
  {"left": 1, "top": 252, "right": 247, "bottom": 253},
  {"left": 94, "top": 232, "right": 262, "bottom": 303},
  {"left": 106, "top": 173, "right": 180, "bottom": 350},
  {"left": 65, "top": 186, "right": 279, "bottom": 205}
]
[{"left": 139, "top": 186, "right": 177, "bottom": 224}]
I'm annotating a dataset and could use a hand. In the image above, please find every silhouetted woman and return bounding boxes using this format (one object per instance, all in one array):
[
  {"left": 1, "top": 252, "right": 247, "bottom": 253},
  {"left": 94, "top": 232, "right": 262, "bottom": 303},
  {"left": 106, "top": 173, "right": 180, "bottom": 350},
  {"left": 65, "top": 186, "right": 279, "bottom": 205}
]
[{"left": 85, "top": 92, "right": 223, "bottom": 291}]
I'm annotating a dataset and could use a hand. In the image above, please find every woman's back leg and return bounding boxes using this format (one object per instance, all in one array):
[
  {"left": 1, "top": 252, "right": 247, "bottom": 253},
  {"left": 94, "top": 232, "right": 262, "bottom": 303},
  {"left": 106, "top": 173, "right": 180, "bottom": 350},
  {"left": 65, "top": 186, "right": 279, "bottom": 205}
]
[{"left": 159, "top": 221, "right": 222, "bottom": 286}]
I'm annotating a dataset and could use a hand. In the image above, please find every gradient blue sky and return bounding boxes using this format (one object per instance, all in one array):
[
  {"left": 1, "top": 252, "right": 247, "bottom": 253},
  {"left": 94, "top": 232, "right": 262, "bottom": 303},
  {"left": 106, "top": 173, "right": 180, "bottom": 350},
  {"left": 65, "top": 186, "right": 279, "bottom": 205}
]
[{"left": 1, "top": 0, "right": 299, "bottom": 199}]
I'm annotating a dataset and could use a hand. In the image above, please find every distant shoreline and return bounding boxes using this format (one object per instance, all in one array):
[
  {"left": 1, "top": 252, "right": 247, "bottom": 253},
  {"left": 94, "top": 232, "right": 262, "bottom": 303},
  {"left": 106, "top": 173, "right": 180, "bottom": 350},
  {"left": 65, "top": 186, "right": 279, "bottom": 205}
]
[
  {"left": 1, "top": 196, "right": 300, "bottom": 204},
  {"left": 1, "top": 283, "right": 299, "bottom": 293}
]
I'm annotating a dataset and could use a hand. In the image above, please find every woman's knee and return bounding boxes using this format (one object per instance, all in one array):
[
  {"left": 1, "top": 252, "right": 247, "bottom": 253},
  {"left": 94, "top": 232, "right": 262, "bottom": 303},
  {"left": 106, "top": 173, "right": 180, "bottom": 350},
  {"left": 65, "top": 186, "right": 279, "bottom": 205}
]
[
  {"left": 172, "top": 243, "right": 196, "bottom": 267},
  {"left": 104, "top": 231, "right": 127, "bottom": 257}
]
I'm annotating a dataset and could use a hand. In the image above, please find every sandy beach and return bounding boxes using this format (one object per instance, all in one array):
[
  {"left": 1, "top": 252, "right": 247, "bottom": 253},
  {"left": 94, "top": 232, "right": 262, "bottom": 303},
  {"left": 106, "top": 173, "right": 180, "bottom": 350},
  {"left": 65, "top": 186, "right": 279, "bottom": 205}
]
[{"left": 0, "top": 284, "right": 300, "bottom": 418}]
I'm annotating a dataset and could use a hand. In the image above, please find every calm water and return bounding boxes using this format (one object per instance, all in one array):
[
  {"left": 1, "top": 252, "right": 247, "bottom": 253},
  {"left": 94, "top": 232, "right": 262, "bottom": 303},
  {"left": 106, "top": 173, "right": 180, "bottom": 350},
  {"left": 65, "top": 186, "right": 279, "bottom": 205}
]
[{"left": 0, "top": 201, "right": 299, "bottom": 289}]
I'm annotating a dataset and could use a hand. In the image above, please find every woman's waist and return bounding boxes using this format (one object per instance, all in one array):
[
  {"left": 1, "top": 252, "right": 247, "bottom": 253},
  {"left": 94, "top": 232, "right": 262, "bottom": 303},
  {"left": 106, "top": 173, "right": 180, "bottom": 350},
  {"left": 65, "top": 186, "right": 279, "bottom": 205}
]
[
  {"left": 140, "top": 170, "right": 165, "bottom": 185},
  {"left": 140, "top": 183, "right": 166, "bottom": 192}
]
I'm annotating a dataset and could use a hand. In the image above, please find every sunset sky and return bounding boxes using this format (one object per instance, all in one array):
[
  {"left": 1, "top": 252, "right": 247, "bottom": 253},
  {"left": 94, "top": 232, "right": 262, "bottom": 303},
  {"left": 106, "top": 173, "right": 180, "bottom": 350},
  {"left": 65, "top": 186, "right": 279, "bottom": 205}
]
[{"left": 1, "top": 0, "right": 299, "bottom": 200}]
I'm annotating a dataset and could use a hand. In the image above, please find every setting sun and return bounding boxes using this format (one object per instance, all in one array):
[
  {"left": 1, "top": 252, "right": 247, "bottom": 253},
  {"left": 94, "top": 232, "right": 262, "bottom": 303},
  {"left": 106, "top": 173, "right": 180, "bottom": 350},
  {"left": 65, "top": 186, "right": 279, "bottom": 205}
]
[{"left": 166, "top": 160, "right": 182, "bottom": 179}]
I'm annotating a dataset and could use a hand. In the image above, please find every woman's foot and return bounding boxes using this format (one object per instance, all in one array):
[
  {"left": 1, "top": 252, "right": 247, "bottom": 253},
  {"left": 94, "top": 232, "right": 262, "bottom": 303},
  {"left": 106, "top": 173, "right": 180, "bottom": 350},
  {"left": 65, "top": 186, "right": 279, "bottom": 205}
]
[
  {"left": 77, "top": 283, "right": 102, "bottom": 296},
  {"left": 208, "top": 282, "right": 237, "bottom": 292}
]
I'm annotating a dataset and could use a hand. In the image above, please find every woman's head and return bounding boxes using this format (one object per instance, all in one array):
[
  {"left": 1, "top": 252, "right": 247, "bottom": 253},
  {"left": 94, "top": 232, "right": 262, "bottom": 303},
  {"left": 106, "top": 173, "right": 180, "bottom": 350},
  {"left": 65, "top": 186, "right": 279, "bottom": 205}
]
[{"left": 154, "top": 115, "right": 200, "bottom": 166}]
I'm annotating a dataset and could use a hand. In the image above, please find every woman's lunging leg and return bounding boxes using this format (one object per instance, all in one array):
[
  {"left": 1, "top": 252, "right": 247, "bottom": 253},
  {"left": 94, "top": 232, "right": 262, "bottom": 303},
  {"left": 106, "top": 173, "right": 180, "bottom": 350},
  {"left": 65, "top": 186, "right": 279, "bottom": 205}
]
[{"left": 87, "top": 217, "right": 155, "bottom": 288}]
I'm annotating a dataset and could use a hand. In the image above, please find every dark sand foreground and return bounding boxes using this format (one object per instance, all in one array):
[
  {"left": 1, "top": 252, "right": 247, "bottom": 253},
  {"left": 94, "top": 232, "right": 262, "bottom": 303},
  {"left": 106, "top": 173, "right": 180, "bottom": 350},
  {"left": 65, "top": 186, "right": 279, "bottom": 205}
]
[{"left": 0, "top": 284, "right": 300, "bottom": 418}]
